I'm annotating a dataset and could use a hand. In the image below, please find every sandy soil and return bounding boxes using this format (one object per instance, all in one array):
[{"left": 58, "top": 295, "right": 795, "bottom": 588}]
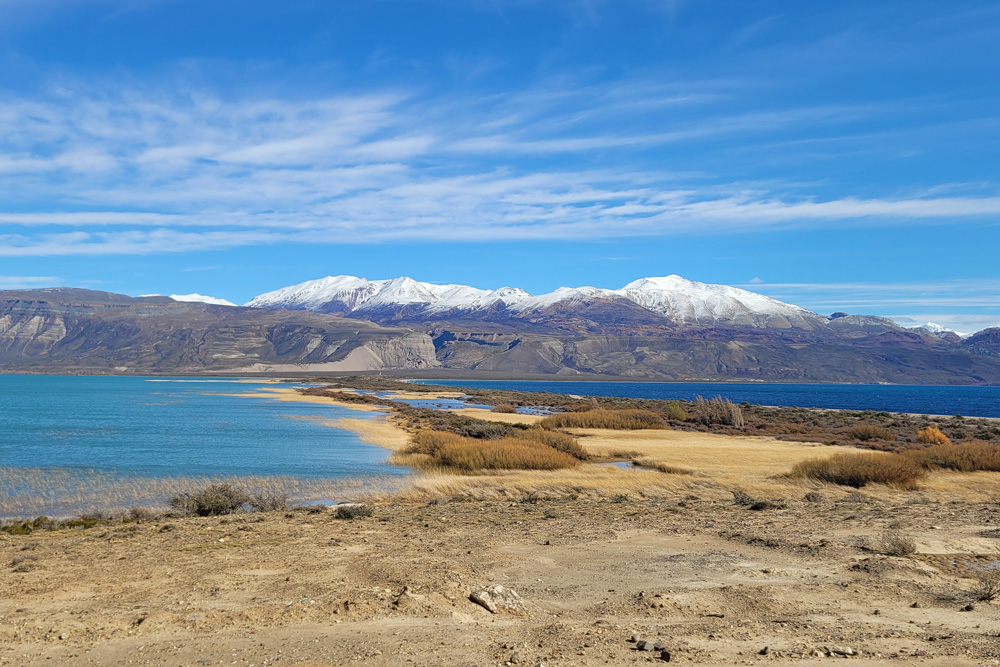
[
  {"left": 2, "top": 496, "right": 999, "bottom": 666},
  {"left": 4, "top": 387, "right": 999, "bottom": 665}
]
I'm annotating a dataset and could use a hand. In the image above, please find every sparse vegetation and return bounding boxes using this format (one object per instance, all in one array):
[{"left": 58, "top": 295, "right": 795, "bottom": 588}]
[
  {"left": 850, "top": 424, "right": 895, "bottom": 442},
  {"left": 903, "top": 441, "right": 1000, "bottom": 472},
  {"left": 539, "top": 409, "right": 665, "bottom": 430},
  {"left": 872, "top": 531, "right": 917, "bottom": 556},
  {"left": 491, "top": 403, "right": 517, "bottom": 413},
  {"left": 971, "top": 569, "right": 1000, "bottom": 602},
  {"left": 334, "top": 503, "right": 373, "bottom": 520},
  {"left": 789, "top": 452, "right": 926, "bottom": 490}
]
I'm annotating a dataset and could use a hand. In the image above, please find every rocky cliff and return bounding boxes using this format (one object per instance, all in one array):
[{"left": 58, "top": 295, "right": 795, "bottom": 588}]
[{"left": 0, "top": 289, "right": 438, "bottom": 373}]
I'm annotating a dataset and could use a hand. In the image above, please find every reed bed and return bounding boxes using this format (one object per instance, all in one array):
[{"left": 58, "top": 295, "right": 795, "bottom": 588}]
[
  {"left": 399, "top": 430, "right": 581, "bottom": 472},
  {"left": 903, "top": 441, "right": 1000, "bottom": 472},
  {"left": 789, "top": 452, "right": 926, "bottom": 490},
  {"left": 539, "top": 409, "right": 666, "bottom": 430},
  {"left": 0, "top": 466, "right": 412, "bottom": 520}
]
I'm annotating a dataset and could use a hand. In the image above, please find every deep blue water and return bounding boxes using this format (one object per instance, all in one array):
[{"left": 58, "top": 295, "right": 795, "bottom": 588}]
[
  {"left": 415, "top": 380, "right": 1000, "bottom": 418},
  {"left": 0, "top": 375, "right": 404, "bottom": 478}
]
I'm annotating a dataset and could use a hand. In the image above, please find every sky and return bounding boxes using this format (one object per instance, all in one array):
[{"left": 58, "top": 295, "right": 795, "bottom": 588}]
[{"left": 1, "top": 0, "right": 999, "bottom": 333}]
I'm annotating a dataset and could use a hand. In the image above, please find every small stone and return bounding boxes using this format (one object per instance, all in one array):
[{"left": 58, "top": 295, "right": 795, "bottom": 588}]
[
  {"left": 653, "top": 642, "right": 666, "bottom": 651},
  {"left": 962, "top": 604, "right": 975, "bottom": 612},
  {"left": 469, "top": 584, "right": 526, "bottom": 614},
  {"left": 758, "top": 646, "right": 769, "bottom": 655},
  {"left": 509, "top": 652, "right": 522, "bottom": 664},
  {"left": 636, "top": 640, "right": 652, "bottom": 651},
  {"left": 910, "top": 602, "right": 921, "bottom": 608},
  {"left": 629, "top": 635, "right": 640, "bottom": 643},
  {"left": 658, "top": 650, "right": 671, "bottom": 662}
]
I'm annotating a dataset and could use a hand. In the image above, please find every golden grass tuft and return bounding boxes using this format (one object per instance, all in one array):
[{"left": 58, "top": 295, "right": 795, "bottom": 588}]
[
  {"left": 491, "top": 403, "right": 518, "bottom": 413},
  {"left": 903, "top": 441, "right": 1000, "bottom": 472},
  {"left": 789, "top": 452, "right": 926, "bottom": 490},
  {"left": 401, "top": 430, "right": 580, "bottom": 472},
  {"left": 917, "top": 426, "right": 952, "bottom": 446},
  {"left": 539, "top": 409, "right": 666, "bottom": 430}
]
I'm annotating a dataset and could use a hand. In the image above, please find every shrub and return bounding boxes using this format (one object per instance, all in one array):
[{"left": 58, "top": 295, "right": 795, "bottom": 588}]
[
  {"left": 665, "top": 400, "right": 687, "bottom": 421},
  {"left": 917, "top": 426, "right": 951, "bottom": 446},
  {"left": 248, "top": 491, "right": 289, "bottom": 512},
  {"left": 491, "top": 404, "right": 517, "bottom": 414},
  {"left": 168, "top": 483, "right": 249, "bottom": 516},
  {"left": 803, "top": 491, "right": 825, "bottom": 503},
  {"left": 971, "top": 569, "right": 1000, "bottom": 602},
  {"left": 539, "top": 409, "right": 665, "bottom": 430},
  {"left": 872, "top": 531, "right": 917, "bottom": 556},
  {"left": 850, "top": 424, "right": 895, "bottom": 442},
  {"left": 693, "top": 396, "right": 745, "bottom": 429},
  {"left": 903, "top": 441, "right": 1000, "bottom": 472},
  {"left": 732, "top": 488, "right": 756, "bottom": 506},
  {"left": 790, "top": 453, "right": 926, "bottom": 490},
  {"left": 334, "top": 503, "right": 372, "bottom": 520}
]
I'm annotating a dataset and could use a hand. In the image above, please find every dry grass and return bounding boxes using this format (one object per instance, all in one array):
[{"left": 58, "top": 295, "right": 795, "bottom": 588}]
[
  {"left": 693, "top": 396, "right": 745, "bottom": 429},
  {"left": 903, "top": 441, "right": 1000, "bottom": 472},
  {"left": 399, "top": 430, "right": 580, "bottom": 472},
  {"left": 789, "top": 452, "right": 926, "bottom": 490},
  {"left": 539, "top": 409, "right": 665, "bottom": 430},
  {"left": 917, "top": 426, "right": 952, "bottom": 446},
  {"left": 491, "top": 403, "right": 517, "bottom": 413}
]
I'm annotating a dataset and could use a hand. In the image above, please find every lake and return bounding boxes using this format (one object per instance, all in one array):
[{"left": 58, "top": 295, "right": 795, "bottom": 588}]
[
  {"left": 415, "top": 380, "right": 1000, "bottom": 418},
  {"left": 0, "top": 375, "right": 406, "bottom": 517}
]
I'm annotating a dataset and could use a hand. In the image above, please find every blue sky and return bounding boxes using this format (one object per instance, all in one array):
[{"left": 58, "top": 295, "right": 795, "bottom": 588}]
[{"left": 1, "top": 0, "right": 999, "bottom": 332}]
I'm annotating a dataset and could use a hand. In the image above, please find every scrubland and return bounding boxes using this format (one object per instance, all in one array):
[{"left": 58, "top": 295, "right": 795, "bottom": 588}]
[{"left": 2, "top": 379, "right": 999, "bottom": 665}]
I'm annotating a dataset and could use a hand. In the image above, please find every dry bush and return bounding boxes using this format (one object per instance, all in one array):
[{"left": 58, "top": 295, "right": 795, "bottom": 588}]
[
  {"left": 491, "top": 403, "right": 517, "bottom": 414},
  {"left": 971, "top": 569, "right": 1000, "bottom": 602},
  {"left": 247, "top": 491, "right": 288, "bottom": 512},
  {"left": 693, "top": 396, "right": 745, "bottom": 429},
  {"left": 168, "top": 483, "right": 249, "bottom": 516},
  {"left": 917, "top": 426, "right": 952, "bottom": 446},
  {"left": 539, "top": 409, "right": 665, "bottom": 430},
  {"left": 903, "top": 441, "right": 1000, "bottom": 472},
  {"left": 334, "top": 503, "right": 372, "bottom": 520},
  {"left": 872, "top": 531, "right": 917, "bottom": 556},
  {"left": 403, "top": 430, "right": 579, "bottom": 472},
  {"left": 850, "top": 424, "right": 895, "bottom": 442},
  {"left": 789, "top": 452, "right": 926, "bottom": 490}
]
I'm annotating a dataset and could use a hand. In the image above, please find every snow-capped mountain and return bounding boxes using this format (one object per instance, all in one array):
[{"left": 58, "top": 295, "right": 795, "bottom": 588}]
[
  {"left": 169, "top": 293, "right": 237, "bottom": 307},
  {"left": 247, "top": 274, "right": 823, "bottom": 328}
]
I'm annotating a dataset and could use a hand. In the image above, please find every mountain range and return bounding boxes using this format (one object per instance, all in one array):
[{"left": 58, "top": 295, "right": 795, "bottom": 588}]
[{"left": 2, "top": 275, "right": 999, "bottom": 383}]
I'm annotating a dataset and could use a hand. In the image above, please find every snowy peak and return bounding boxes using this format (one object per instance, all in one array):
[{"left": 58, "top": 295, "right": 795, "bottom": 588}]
[{"left": 247, "top": 274, "right": 824, "bottom": 328}]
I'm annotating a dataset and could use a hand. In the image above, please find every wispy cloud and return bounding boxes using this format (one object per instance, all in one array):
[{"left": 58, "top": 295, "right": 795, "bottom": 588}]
[
  {"left": 0, "top": 77, "right": 998, "bottom": 256},
  {"left": 0, "top": 275, "right": 63, "bottom": 289}
]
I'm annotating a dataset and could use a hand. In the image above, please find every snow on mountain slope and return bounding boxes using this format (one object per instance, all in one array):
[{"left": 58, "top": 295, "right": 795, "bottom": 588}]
[
  {"left": 143, "top": 293, "right": 236, "bottom": 306},
  {"left": 247, "top": 274, "right": 822, "bottom": 327}
]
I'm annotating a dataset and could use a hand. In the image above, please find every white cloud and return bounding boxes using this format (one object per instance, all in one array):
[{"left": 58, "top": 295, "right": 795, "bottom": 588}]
[
  {"left": 0, "top": 81, "right": 998, "bottom": 256},
  {"left": 0, "top": 275, "right": 62, "bottom": 289}
]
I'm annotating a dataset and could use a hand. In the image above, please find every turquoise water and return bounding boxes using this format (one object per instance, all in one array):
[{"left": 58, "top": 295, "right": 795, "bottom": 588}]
[
  {"left": 415, "top": 380, "right": 1000, "bottom": 418},
  {"left": 0, "top": 375, "right": 404, "bottom": 479}
]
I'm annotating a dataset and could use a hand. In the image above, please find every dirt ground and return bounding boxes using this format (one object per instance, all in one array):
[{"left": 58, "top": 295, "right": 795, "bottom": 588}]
[{"left": 2, "top": 494, "right": 999, "bottom": 666}]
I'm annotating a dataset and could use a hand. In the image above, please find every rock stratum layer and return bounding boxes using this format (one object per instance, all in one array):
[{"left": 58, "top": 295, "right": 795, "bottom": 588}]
[{"left": 0, "top": 289, "right": 438, "bottom": 373}]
